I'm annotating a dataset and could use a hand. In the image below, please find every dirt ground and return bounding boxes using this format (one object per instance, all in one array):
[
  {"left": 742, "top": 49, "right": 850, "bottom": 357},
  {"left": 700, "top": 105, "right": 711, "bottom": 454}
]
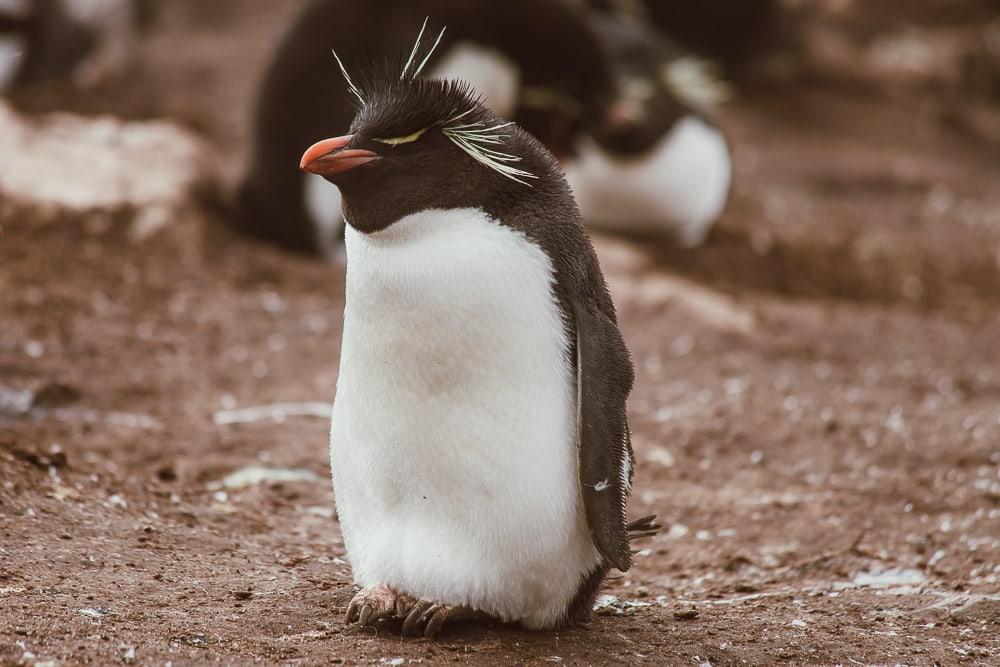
[{"left": 2, "top": 1, "right": 999, "bottom": 665}]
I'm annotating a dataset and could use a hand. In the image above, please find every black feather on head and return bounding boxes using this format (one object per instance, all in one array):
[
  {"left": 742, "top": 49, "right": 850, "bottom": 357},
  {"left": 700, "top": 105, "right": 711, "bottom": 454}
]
[
  {"left": 303, "top": 20, "right": 573, "bottom": 234},
  {"left": 333, "top": 20, "right": 538, "bottom": 186},
  {"left": 349, "top": 68, "right": 480, "bottom": 144}
]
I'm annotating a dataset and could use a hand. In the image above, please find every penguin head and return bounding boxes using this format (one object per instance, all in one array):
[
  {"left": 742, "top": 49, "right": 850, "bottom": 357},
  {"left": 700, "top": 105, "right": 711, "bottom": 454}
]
[
  {"left": 301, "top": 57, "right": 547, "bottom": 234},
  {"left": 582, "top": 14, "right": 687, "bottom": 156},
  {"left": 584, "top": 13, "right": 729, "bottom": 156}
]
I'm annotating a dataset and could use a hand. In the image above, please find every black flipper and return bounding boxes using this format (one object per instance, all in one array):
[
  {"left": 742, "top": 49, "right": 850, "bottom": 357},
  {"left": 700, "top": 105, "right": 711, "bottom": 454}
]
[{"left": 574, "top": 300, "right": 636, "bottom": 573}]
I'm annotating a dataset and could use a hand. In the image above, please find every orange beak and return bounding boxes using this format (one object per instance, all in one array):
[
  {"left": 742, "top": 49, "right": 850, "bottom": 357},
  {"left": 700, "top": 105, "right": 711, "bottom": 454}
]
[{"left": 299, "top": 135, "right": 379, "bottom": 177}]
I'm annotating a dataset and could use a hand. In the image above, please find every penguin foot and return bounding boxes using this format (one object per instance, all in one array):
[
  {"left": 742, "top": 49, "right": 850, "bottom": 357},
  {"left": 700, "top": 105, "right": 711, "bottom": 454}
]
[
  {"left": 345, "top": 584, "right": 400, "bottom": 628},
  {"left": 397, "top": 599, "right": 480, "bottom": 638}
]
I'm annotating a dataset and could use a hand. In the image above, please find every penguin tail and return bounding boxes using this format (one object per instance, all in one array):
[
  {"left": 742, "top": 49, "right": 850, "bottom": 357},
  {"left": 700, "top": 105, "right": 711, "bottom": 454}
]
[
  {"left": 627, "top": 514, "right": 660, "bottom": 542},
  {"left": 563, "top": 515, "right": 662, "bottom": 627},
  {"left": 662, "top": 56, "right": 732, "bottom": 112}
]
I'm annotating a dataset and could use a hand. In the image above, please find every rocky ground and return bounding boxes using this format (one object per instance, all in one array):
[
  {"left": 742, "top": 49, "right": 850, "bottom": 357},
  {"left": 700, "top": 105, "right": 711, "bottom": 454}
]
[{"left": 1, "top": 1, "right": 999, "bottom": 664}]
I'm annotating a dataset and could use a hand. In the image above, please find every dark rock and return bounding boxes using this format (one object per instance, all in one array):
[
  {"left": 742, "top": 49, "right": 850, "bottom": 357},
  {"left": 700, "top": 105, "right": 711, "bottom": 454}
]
[{"left": 31, "top": 382, "right": 81, "bottom": 408}]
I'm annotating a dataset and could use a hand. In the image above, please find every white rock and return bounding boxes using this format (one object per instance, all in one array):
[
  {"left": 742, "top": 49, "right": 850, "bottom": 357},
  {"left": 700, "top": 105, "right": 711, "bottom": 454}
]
[
  {"left": 208, "top": 465, "right": 323, "bottom": 490},
  {"left": 646, "top": 446, "right": 675, "bottom": 468},
  {"left": 0, "top": 100, "right": 210, "bottom": 237}
]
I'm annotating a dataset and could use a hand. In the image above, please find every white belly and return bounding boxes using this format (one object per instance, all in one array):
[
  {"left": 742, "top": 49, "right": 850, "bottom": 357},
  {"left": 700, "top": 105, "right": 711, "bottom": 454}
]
[
  {"left": 565, "top": 114, "right": 731, "bottom": 247},
  {"left": 330, "top": 207, "right": 601, "bottom": 629}
]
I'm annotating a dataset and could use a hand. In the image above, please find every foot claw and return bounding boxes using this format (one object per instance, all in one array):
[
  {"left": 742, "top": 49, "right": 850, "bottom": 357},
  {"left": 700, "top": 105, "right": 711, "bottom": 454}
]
[
  {"left": 402, "top": 600, "right": 433, "bottom": 636},
  {"left": 395, "top": 593, "right": 418, "bottom": 619},
  {"left": 345, "top": 584, "right": 398, "bottom": 629},
  {"left": 358, "top": 603, "right": 374, "bottom": 627},
  {"left": 424, "top": 605, "right": 455, "bottom": 638},
  {"left": 401, "top": 599, "right": 477, "bottom": 638},
  {"left": 345, "top": 599, "right": 359, "bottom": 624},
  {"left": 348, "top": 587, "right": 479, "bottom": 637}
]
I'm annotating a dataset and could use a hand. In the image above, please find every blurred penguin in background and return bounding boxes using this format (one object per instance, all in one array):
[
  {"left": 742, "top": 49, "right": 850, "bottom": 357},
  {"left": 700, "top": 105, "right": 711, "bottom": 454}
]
[
  {"left": 563, "top": 6, "right": 732, "bottom": 246},
  {"left": 0, "top": 0, "right": 150, "bottom": 93},
  {"left": 236, "top": 0, "right": 616, "bottom": 260}
]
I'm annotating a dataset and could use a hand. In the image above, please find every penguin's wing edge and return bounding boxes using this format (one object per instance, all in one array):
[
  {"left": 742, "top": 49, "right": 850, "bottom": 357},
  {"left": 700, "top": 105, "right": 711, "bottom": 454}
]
[{"left": 573, "top": 300, "right": 635, "bottom": 572}]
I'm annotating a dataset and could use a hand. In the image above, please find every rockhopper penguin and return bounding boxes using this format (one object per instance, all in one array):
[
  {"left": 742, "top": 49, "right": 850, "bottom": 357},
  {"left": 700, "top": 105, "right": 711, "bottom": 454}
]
[{"left": 301, "top": 31, "right": 655, "bottom": 636}]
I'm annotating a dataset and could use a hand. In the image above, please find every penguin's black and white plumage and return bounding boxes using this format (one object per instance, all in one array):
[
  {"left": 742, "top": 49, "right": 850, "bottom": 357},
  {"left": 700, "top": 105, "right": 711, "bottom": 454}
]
[
  {"left": 300, "top": 33, "right": 653, "bottom": 635},
  {"left": 563, "top": 9, "right": 732, "bottom": 246},
  {"left": 237, "top": 0, "right": 614, "bottom": 260}
]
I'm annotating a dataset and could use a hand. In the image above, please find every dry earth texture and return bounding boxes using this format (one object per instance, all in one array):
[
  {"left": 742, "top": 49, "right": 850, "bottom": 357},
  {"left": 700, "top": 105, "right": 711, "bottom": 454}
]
[{"left": 2, "top": 1, "right": 999, "bottom": 664}]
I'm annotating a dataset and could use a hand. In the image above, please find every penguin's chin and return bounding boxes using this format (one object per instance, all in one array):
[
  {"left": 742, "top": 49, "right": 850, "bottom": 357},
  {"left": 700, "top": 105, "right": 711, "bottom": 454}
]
[{"left": 337, "top": 194, "right": 399, "bottom": 236}]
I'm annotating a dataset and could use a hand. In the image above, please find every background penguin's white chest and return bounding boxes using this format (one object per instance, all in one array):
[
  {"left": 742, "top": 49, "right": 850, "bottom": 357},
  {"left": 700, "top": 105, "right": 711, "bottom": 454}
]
[
  {"left": 564, "top": 115, "right": 732, "bottom": 247},
  {"left": 329, "top": 208, "right": 601, "bottom": 628}
]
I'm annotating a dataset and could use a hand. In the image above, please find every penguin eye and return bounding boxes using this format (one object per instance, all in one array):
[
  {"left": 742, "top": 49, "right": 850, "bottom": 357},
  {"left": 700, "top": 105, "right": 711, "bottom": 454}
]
[{"left": 373, "top": 127, "right": 428, "bottom": 146}]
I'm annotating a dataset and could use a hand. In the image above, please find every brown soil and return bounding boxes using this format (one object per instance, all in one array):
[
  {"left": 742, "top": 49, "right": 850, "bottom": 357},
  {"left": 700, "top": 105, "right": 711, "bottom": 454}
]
[{"left": 2, "top": 1, "right": 999, "bottom": 664}]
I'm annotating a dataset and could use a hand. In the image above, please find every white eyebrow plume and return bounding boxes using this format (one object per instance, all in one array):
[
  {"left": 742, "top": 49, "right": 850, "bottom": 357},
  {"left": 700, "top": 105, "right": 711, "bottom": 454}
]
[
  {"left": 412, "top": 25, "right": 446, "bottom": 78},
  {"left": 400, "top": 17, "right": 428, "bottom": 80},
  {"left": 442, "top": 115, "right": 537, "bottom": 186},
  {"left": 331, "top": 49, "right": 365, "bottom": 105},
  {"left": 401, "top": 18, "right": 447, "bottom": 81}
]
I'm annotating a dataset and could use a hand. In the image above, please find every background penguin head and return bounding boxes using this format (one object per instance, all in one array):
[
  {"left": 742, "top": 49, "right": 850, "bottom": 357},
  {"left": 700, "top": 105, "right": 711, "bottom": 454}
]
[
  {"left": 584, "top": 12, "right": 729, "bottom": 157},
  {"left": 300, "top": 59, "right": 547, "bottom": 235}
]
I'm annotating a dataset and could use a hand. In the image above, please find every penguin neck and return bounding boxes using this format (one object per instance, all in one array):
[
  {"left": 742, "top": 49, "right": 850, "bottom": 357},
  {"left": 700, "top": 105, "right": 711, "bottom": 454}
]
[
  {"left": 347, "top": 206, "right": 479, "bottom": 248},
  {"left": 339, "top": 187, "right": 486, "bottom": 236},
  {"left": 341, "top": 181, "right": 543, "bottom": 238},
  {"left": 336, "top": 166, "right": 499, "bottom": 235},
  {"left": 339, "top": 189, "right": 415, "bottom": 235}
]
